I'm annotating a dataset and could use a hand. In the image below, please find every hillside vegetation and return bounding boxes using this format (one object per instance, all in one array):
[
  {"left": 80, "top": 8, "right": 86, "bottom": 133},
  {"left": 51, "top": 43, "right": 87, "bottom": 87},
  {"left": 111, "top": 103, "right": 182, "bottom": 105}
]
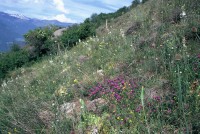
[
  {"left": 0, "top": 0, "right": 200, "bottom": 133},
  {"left": 0, "top": 2, "right": 133, "bottom": 81}
]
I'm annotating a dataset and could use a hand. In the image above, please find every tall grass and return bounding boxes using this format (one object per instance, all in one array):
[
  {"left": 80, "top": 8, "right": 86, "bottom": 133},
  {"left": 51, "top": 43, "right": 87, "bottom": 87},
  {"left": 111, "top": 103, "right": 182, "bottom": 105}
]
[{"left": 0, "top": 0, "right": 199, "bottom": 133}]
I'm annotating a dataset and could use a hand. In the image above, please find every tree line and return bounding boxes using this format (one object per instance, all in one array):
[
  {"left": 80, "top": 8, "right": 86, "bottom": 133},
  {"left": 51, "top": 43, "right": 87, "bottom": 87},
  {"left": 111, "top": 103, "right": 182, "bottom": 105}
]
[{"left": 0, "top": 0, "right": 147, "bottom": 81}]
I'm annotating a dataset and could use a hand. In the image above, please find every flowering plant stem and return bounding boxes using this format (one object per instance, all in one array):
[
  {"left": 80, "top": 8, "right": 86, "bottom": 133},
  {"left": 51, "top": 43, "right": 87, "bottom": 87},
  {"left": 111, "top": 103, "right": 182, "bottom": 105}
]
[
  {"left": 141, "top": 86, "right": 150, "bottom": 134},
  {"left": 177, "top": 65, "right": 189, "bottom": 134}
]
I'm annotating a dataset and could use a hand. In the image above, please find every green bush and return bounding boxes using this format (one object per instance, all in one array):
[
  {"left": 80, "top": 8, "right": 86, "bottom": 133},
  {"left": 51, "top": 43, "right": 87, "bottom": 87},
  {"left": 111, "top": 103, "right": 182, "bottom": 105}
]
[
  {"left": 0, "top": 50, "right": 29, "bottom": 80},
  {"left": 24, "top": 26, "right": 56, "bottom": 58},
  {"left": 61, "top": 20, "right": 95, "bottom": 49}
]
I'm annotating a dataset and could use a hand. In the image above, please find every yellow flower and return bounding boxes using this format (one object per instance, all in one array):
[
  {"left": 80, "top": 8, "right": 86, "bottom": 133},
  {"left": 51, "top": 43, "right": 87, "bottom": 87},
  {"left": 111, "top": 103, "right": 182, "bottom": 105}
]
[
  {"left": 74, "top": 79, "right": 78, "bottom": 84},
  {"left": 122, "top": 83, "right": 126, "bottom": 90},
  {"left": 117, "top": 117, "right": 120, "bottom": 120},
  {"left": 55, "top": 86, "right": 67, "bottom": 96},
  {"left": 14, "top": 128, "right": 18, "bottom": 132}
]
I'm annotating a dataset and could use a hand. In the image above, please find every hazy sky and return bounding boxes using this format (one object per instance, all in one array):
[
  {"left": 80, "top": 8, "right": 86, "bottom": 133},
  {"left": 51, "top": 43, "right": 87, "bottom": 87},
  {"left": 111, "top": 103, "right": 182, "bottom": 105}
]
[{"left": 0, "top": 0, "right": 133, "bottom": 23}]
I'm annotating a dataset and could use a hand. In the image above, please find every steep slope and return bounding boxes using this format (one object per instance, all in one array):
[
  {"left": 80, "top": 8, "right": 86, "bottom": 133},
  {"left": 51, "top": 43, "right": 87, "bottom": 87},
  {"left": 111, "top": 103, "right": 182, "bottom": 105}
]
[{"left": 0, "top": 0, "right": 200, "bottom": 133}]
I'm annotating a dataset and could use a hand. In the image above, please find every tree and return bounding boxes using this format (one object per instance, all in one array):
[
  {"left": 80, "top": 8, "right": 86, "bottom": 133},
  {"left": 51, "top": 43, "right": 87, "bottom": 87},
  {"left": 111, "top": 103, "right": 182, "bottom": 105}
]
[
  {"left": 90, "top": 13, "right": 98, "bottom": 23},
  {"left": 131, "top": 0, "right": 140, "bottom": 8},
  {"left": 10, "top": 43, "right": 21, "bottom": 52},
  {"left": 79, "top": 19, "right": 95, "bottom": 40},
  {"left": 141, "top": 0, "right": 148, "bottom": 3},
  {"left": 24, "top": 26, "right": 54, "bottom": 57}
]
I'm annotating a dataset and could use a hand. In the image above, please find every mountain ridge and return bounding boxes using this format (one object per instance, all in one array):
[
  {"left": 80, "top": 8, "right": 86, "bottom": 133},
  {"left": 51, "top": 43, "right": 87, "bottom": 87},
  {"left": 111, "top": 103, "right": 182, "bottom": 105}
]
[{"left": 0, "top": 11, "right": 73, "bottom": 51}]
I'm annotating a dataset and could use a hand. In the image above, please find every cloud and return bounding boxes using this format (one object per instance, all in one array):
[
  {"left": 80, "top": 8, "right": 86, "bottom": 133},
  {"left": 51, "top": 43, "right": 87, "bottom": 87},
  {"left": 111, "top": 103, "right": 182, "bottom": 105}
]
[
  {"left": 100, "top": 0, "right": 132, "bottom": 9},
  {"left": 48, "top": 14, "right": 77, "bottom": 23},
  {"left": 53, "top": 0, "right": 69, "bottom": 14},
  {"left": 0, "top": 0, "right": 133, "bottom": 23},
  {"left": 59, "top": 0, "right": 132, "bottom": 22},
  {"left": 34, "top": 0, "right": 39, "bottom": 3}
]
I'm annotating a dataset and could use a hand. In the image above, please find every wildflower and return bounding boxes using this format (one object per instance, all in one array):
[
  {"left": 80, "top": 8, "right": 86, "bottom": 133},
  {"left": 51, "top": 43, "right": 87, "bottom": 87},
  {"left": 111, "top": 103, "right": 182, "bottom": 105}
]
[
  {"left": 136, "top": 105, "right": 143, "bottom": 112},
  {"left": 55, "top": 86, "right": 67, "bottom": 96},
  {"left": 182, "top": 37, "right": 186, "bottom": 48},
  {"left": 153, "top": 96, "right": 161, "bottom": 102},
  {"left": 14, "top": 128, "right": 18, "bottom": 132},
  {"left": 120, "top": 29, "right": 125, "bottom": 37},
  {"left": 114, "top": 93, "right": 122, "bottom": 101},
  {"left": 1, "top": 81, "right": 7, "bottom": 87},
  {"left": 180, "top": 11, "right": 186, "bottom": 18},
  {"left": 97, "top": 69, "right": 104, "bottom": 76},
  {"left": 122, "top": 83, "right": 126, "bottom": 90},
  {"left": 73, "top": 79, "right": 78, "bottom": 84},
  {"left": 197, "top": 54, "right": 200, "bottom": 59}
]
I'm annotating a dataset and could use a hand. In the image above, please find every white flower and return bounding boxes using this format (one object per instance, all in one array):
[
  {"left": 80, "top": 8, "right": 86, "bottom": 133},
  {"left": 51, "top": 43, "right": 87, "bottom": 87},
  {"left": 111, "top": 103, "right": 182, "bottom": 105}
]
[
  {"left": 180, "top": 11, "right": 186, "bottom": 18},
  {"left": 1, "top": 81, "right": 7, "bottom": 87},
  {"left": 97, "top": 69, "right": 104, "bottom": 76}
]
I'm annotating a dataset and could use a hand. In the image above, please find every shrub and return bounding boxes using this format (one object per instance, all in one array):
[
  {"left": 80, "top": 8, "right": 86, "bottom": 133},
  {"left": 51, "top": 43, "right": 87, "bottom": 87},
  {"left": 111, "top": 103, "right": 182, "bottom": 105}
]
[
  {"left": 0, "top": 50, "right": 29, "bottom": 80},
  {"left": 24, "top": 26, "right": 56, "bottom": 58}
]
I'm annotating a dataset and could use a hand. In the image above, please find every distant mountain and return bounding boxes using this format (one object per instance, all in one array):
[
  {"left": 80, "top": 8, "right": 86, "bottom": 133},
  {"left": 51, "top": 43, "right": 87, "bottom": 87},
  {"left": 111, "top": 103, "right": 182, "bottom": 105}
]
[{"left": 0, "top": 12, "right": 73, "bottom": 51}]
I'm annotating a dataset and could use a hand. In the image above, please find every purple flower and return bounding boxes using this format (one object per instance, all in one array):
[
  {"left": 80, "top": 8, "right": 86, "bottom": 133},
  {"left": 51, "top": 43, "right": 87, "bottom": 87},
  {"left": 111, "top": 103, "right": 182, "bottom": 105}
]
[
  {"left": 197, "top": 54, "right": 200, "bottom": 59},
  {"left": 89, "top": 86, "right": 101, "bottom": 96},
  {"left": 135, "top": 105, "right": 143, "bottom": 112},
  {"left": 153, "top": 96, "right": 161, "bottom": 102},
  {"left": 114, "top": 93, "right": 122, "bottom": 101}
]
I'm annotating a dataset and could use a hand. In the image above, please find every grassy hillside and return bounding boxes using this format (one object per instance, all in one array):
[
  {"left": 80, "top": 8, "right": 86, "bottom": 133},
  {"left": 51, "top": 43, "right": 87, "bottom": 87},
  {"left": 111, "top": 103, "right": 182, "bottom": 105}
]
[{"left": 0, "top": 0, "right": 200, "bottom": 133}]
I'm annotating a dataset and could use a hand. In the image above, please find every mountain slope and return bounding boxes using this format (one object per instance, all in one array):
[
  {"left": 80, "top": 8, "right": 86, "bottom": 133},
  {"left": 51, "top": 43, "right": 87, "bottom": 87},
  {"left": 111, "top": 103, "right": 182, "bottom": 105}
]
[
  {"left": 0, "top": 0, "right": 200, "bottom": 133},
  {"left": 0, "top": 12, "right": 72, "bottom": 51}
]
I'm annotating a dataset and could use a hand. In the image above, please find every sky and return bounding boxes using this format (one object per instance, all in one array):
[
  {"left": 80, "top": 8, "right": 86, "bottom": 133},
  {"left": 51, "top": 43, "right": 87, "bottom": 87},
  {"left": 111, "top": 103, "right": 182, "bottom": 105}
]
[{"left": 0, "top": 0, "right": 133, "bottom": 23}]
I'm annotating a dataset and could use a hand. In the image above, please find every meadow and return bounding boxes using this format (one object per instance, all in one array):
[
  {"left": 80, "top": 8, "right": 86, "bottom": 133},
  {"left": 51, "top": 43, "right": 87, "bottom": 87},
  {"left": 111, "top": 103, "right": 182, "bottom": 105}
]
[{"left": 0, "top": 0, "right": 200, "bottom": 133}]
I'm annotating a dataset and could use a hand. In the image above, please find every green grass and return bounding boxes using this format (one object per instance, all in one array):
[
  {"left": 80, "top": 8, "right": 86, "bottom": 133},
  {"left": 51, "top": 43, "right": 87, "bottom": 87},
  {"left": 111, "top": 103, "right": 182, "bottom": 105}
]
[{"left": 0, "top": 0, "right": 200, "bottom": 133}]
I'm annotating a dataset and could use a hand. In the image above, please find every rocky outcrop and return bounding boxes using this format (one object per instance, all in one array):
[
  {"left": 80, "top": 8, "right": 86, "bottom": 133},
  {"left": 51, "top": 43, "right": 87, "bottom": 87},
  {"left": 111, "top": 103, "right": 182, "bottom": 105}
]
[
  {"left": 60, "top": 98, "right": 107, "bottom": 119},
  {"left": 53, "top": 28, "right": 68, "bottom": 38}
]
